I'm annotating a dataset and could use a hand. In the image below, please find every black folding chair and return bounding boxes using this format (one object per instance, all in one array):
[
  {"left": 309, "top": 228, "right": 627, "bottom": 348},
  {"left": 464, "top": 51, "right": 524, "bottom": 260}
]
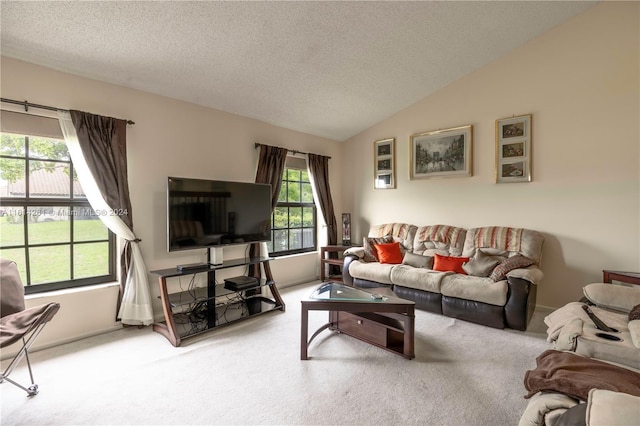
[{"left": 1, "top": 258, "right": 60, "bottom": 396}]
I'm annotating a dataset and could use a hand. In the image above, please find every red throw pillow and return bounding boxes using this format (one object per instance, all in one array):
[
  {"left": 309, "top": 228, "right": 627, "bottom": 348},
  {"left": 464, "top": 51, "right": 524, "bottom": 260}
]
[
  {"left": 374, "top": 242, "right": 403, "bottom": 264},
  {"left": 433, "top": 253, "right": 470, "bottom": 274}
]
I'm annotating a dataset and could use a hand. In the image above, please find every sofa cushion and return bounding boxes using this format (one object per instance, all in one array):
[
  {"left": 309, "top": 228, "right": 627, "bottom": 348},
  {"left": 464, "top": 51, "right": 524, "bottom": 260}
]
[
  {"left": 362, "top": 236, "right": 393, "bottom": 262},
  {"left": 462, "top": 249, "right": 503, "bottom": 277},
  {"left": 368, "top": 223, "right": 417, "bottom": 252},
  {"left": 463, "top": 226, "right": 544, "bottom": 265},
  {"left": 575, "top": 327, "right": 640, "bottom": 369},
  {"left": 389, "top": 265, "right": 447, "bottom": 293},
  {"left": 374, "top": 242, "right": 403, "bottom": 264},
  {"left": 489, "top": 254, "right": 535, "bottom": 282},
  {"left": 586, "top": 389, "right": 640, "bottom": 426},
  {"left": 413, "top": 225, "right": 467, "bottom": 256},
  {"left": 583, "top": 283, "right": 640, "bottom": 314},
  {"left": 433, "top": 253, "right": 469, "bottom": 274},
  {"left": 402, "top": 252, "right": 433, "bottom": 269},
  {"left": 347, "top": 259, "right": 395, "bottom": 285},
  {"left": 440, "top": 274, "right": 508, "bottom": 306}
]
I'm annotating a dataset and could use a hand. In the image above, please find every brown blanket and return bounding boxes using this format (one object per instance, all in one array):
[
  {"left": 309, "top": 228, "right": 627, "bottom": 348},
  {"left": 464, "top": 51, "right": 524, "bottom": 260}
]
[{"left": 524, "top": 349, "right": 640, "bottom": 401}]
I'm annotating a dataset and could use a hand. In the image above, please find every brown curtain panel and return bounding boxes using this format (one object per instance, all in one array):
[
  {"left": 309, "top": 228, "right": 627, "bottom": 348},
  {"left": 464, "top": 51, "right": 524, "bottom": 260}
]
[
  {"left": 255, "top": 144, "right": 288, "bottom": 211},
  {"left": 69, "top": 110, "right": 134, "bottom": 308},
  {"left": 308, "top": 153, "right": 338, "bottom": 246}
]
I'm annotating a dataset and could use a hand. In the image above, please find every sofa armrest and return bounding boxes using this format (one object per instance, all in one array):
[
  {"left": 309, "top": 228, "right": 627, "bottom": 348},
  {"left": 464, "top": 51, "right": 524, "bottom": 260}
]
[
  {"left": 343, "top": 255, "right": 359, "bottom": 286},
  {"left": 553, "top": 318, "right": 584, "bottom": 351},
  {"left": 583, "top": 282, "right": 640, "bottom": 313},
  {"left": 505, "top": 276, "right": 537, "bottom": 331},
  {"left": 586, "top": 389, "right": 640, "bottom": 426},
  {"left": 343, "top": 246, "right": 364, "bottom": 259},
  {"left": 507, "top": 266, "right": 543, "bottom": 285}
]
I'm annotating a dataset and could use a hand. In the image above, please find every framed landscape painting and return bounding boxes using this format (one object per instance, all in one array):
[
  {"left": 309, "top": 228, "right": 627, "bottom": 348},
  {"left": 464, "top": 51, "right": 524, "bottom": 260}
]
[
  {"left": 495, "top": 114, "right": 532, "bottom": 183},
  {"left": 374, "top": 137, "right": 396, "bottom": 189},
  {"left": 410, "top": 125, "right": 472, "bottom": 179}
]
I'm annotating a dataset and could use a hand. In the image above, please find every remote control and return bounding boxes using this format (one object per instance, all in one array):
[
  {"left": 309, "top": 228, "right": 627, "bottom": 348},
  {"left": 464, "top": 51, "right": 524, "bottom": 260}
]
[
  {"left": 371, "top": 293, "right": 384, "bottom": 300},
  {"left": 581, "top": 305, "right": 619, "bottom": 333},
  {"left": 595, "top": 332, "right": 622, "bottom": 341}
]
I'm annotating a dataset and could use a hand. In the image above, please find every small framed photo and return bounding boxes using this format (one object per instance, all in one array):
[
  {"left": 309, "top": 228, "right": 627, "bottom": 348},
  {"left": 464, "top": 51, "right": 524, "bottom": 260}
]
[
  {"left": 495, "top": 114, "right": 532, "bottom": 183},
  {"left": 410, "top": 125, "right": 473, "bottom": 179},
  {"left": 374, "top": 137, "right": 396, "bottom": 189},
  {"left": 341, "top": 213, "right": 351, "bottom": 246}
]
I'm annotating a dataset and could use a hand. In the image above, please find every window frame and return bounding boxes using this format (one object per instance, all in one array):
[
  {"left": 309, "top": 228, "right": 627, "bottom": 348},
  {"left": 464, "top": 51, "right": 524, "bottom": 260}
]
[
  {"left": 269, "top": 161, "right": 317, "bottom": 257},
  {"left": 0, "top": 133, "right": 117, "bottom": 294}
]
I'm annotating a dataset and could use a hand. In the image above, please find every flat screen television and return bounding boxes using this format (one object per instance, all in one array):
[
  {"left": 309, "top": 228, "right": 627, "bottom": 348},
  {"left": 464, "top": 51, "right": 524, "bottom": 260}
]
[{"left": 167, "top": 177, "right": 272, "bottom": 252}]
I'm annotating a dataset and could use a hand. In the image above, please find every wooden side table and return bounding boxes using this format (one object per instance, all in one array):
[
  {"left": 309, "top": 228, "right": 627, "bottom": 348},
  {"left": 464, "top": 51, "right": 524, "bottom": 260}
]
[
  {"left": 320, "top": 245, "right": 351, "bottom": 282},
  {"left": 602, "top": 270, "right": 640, "bottom": 286}
]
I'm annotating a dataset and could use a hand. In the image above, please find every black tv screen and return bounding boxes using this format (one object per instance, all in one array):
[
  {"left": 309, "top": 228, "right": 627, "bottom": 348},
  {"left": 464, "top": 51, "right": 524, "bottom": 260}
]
[{"left": 167, "top": 177, "right": 272, "bottom": 252}]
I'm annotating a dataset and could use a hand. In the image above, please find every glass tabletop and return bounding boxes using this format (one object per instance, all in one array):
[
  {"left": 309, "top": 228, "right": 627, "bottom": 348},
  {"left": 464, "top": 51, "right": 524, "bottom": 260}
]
[{"left": 309, "top": 282, "right": 389, "bottom": 302}]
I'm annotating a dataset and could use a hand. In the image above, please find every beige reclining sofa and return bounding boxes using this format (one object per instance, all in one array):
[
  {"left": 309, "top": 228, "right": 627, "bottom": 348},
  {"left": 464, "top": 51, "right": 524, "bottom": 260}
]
[{"left": 343, "top": 223, "right": 544, "bottom": 331}]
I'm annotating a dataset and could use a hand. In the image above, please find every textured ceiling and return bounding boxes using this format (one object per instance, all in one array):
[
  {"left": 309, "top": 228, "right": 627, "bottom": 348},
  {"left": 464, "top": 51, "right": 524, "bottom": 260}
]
[{"left": 1, "top": 1, "right": 596, "bottom": 141}]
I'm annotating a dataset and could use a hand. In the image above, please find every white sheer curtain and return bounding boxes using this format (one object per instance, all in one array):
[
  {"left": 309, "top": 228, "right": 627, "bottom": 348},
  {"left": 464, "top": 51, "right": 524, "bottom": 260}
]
[
  {"left": 305, "top": 155, "right": 328, "bottom": 249},
  {"left": 58, "top": 111, "right": 153, "bottom": 326}
]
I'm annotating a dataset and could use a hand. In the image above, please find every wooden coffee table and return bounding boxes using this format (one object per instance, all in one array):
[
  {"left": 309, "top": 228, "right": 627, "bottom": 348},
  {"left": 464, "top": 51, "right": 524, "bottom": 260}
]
[{"left": 300, "top": 283, "right": 415, "bottom": 360}]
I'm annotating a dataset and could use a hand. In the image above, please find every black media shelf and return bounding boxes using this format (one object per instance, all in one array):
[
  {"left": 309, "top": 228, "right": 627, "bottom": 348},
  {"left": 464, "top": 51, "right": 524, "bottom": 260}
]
[
  {"left": 163, "top": 278, "right": 273, "bottom": 308},
  {"left": 150, "top": 245, "right": 285, "bottom": 347},
  {"left": 158, "top": 296, "right": 278, "bottom": 340}
]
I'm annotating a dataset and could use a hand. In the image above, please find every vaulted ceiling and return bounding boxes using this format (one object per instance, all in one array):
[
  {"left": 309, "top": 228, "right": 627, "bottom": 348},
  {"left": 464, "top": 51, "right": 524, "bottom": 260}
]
[{"left": 1, "top": 1, "right": 597, "bottom": 141}]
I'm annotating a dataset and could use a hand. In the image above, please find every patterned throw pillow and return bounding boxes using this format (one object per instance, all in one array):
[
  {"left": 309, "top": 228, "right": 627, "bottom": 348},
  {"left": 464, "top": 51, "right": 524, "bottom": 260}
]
[
  {"left": 489, "top": 254, "right": 535, "bottom": 282},
  {"left": 362, "top": 236, "right": 394, "bottom": 262},
  {"left": 629, "top": 304, "right": 640, "bottom": 321}
]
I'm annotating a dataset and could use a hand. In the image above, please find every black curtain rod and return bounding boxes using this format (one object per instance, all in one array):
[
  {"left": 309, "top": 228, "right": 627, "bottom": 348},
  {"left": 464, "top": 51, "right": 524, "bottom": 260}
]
[
  {"left": 254, "top": 142, "right": 331, "bottom": 159},
  {"left": 0, "top": 98, "right": 135, "bottom": 125}
]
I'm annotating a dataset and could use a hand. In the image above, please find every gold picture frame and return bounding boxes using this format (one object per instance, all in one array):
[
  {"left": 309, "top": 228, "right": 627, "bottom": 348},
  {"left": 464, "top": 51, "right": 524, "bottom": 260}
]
[
  {"left": 410, "top": 125, "right": 473, "bottom": 179},
  {"left": 495, "top": 114, "right": 532, "bottom": 183},
  {"left": 374, "top": 137, "right": 396, "bottom": 189}
]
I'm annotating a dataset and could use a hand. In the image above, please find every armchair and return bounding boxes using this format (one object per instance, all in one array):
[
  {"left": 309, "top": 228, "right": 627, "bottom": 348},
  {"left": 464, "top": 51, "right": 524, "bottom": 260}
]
[
  {"left": 544, "top": 282, "right": 640, "bottom": 369},
  {"left": 1, "top": 259, "right": 60, "bottom": 396}
]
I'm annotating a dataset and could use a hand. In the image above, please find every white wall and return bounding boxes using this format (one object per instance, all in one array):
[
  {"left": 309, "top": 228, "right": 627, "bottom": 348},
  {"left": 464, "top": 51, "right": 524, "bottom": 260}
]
[
  {"left": 341, "top": 2, "right": 639, "bottom": 309},
  {"left": 0, "top": 57, "right": 342, "bottom": 353}
]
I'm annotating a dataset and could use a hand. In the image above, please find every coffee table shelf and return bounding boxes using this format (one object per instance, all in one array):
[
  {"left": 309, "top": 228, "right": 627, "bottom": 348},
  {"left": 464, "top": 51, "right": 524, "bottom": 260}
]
[{"left": 301, "top": 283, "right": 415, "bottom": 360}]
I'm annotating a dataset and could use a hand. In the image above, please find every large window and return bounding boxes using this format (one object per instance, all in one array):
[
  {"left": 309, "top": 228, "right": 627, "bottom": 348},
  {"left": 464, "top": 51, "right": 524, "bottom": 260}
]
[
  {"left": 268, "top": 159, "right": 317, "bottom": 256},
  {"left": 0, "top": 133, "right": 116, "bottom": 294}
]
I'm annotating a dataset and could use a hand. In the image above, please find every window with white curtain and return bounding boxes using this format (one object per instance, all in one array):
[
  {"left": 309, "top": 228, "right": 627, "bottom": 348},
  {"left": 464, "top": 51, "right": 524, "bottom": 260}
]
[{"left": 0, "top": 111, "right": 116, "bottom": 294}]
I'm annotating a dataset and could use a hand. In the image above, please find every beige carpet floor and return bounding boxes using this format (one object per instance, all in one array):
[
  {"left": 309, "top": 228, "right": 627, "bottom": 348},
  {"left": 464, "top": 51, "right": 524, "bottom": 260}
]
[{"left": 1, "top": 281, "right": 552, "bottom": 425}]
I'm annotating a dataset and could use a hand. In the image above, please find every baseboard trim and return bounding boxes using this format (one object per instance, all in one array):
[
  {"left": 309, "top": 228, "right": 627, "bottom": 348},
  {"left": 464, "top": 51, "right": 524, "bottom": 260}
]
[
  {"left": 534, "top": 304, "right": 556, "bottom": 314},
  {"left": 0, "top": 323, "right": 123, "bottom": 361}
]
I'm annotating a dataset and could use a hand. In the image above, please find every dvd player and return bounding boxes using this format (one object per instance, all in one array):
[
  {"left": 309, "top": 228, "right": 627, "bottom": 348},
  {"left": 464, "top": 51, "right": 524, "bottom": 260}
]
[
  {"left": 224, "top": 276, "right": 259, "bottom": 291},
  {"left": 176, "top": 263, "right": 209, "bottom": 273}
]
